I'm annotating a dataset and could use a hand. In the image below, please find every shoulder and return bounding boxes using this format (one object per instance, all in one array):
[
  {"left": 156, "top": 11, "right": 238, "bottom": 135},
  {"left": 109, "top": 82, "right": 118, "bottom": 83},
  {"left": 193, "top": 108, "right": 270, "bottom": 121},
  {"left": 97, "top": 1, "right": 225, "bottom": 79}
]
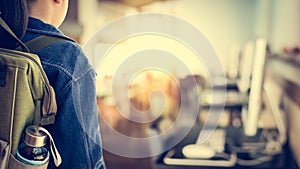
[
  {"left": 38, "top": 39, "right": 94, "bottom": 80},
  {"left": 23, "top": 18, "right": 94, "bottom": 79}
]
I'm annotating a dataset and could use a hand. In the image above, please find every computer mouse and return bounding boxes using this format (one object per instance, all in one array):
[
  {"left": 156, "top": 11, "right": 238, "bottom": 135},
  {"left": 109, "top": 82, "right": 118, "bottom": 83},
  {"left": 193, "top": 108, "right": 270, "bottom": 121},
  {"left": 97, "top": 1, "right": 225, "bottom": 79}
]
[{"left": 182, "top": 144, "right": 216, "bottom": 159}]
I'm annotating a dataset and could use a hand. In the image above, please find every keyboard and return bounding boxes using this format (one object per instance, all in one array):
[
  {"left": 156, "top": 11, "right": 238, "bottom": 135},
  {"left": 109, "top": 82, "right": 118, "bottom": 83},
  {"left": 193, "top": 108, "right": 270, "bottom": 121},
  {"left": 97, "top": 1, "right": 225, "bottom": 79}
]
[
  {"left": 195, "top": 128, "right": 226, "bottom": 153},
  {"left": 200, "top": 90, "right": 247, "bottom": 107}
]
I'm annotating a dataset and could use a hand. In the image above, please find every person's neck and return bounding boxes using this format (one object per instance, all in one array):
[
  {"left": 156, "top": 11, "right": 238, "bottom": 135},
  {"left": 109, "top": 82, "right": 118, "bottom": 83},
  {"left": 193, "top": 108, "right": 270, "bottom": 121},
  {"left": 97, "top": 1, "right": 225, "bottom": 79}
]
[{"left": 29, "top": 2, "right": 55, "bottom": 27}]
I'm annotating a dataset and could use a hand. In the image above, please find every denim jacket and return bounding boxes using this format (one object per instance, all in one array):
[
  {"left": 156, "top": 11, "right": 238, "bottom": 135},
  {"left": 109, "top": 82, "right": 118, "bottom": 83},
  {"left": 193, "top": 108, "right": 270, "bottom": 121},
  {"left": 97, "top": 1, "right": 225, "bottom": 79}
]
[{"left": 22, "top": 17, "right": 106, "bottom": 169}]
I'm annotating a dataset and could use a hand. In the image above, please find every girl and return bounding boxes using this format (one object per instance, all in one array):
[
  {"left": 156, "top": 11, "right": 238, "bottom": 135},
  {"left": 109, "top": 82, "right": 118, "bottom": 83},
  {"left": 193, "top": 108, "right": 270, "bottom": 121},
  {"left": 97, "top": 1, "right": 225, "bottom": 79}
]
[{"left": 0, "top": 0, "right": 106, "bottom": 168}]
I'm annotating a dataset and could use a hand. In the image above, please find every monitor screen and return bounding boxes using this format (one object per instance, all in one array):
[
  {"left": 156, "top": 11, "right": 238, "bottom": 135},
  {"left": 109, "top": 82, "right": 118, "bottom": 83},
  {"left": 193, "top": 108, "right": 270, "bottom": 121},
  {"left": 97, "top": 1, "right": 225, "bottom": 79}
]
[{"left": 243, "top": 38, "right": 267, "bottom": 137}]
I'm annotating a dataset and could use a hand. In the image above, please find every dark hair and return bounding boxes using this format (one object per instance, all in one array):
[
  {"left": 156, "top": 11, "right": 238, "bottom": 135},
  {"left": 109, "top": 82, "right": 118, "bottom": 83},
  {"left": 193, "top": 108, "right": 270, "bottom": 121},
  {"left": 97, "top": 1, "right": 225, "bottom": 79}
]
[{"left": 0, "top": 0, "right": 29, "bottom": 49}]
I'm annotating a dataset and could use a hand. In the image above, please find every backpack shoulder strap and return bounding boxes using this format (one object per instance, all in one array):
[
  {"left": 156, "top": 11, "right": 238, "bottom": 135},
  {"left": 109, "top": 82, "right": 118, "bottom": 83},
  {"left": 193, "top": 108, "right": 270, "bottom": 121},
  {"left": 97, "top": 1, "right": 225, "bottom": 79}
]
[
  {"left": 25, "top": 35, "right": 75, "bottom": 53},
  {"left": 0, "top": 17, "right": 29, "bottom": 52},
  {"left": 23, "top": 35, "right": 74, "bottom": 125}
]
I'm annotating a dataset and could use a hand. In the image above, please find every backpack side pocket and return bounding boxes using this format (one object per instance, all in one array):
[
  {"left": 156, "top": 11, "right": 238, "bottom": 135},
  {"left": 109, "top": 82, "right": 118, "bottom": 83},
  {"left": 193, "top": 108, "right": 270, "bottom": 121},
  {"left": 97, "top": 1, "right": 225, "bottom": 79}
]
[
  {"left": 8, "top": 154, "right": 48, "bottom": 169},
  {"left": 0, "top": 140, "right": 9, "bottom": 169}
]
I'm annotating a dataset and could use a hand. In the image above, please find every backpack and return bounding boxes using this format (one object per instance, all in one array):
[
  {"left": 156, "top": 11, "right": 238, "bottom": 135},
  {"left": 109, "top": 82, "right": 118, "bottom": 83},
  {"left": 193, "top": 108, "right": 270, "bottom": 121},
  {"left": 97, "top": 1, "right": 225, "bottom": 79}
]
[{"left": 0, "top": 17, "right": 66, "bottom": 169}]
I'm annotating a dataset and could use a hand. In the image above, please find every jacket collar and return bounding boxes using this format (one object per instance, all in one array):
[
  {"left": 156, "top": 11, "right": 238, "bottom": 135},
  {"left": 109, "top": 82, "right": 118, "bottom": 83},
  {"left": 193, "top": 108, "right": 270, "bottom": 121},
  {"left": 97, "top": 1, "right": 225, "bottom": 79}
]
[{"left": 26, "top": 17, "right": 66, "bottom": 39}]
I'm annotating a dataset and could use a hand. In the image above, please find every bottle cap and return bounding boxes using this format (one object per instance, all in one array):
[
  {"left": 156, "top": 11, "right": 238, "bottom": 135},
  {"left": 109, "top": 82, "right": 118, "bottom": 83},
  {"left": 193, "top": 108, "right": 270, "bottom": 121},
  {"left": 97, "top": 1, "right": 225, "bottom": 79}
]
[{"left": 24, "top": 125, "right": 47, "bottom": 147}]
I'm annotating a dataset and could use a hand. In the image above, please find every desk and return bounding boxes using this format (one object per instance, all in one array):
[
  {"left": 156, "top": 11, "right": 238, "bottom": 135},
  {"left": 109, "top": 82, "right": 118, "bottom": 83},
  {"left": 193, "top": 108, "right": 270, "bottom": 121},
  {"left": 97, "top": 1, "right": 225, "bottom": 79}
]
[
  {"left": 267, "top": 54, "right": 300, "bottom": 167},
  {"left": 155, "top": 125, "right": 299, "bottom": 169}
]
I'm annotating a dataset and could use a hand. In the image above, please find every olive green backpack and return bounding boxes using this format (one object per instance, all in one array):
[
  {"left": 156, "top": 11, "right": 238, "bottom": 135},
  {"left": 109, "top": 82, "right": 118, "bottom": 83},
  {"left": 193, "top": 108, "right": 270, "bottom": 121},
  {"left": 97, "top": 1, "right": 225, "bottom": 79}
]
[{"left": 0, "top": 17, "right": 66, "bottom": 169}]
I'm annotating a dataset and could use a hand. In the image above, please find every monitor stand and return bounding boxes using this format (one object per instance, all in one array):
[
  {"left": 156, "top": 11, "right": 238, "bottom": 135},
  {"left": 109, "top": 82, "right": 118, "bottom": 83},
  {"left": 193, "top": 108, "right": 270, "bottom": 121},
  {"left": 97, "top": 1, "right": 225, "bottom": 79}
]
[{"left": 226, "top": 127, "right": 266, "bottom": 151}]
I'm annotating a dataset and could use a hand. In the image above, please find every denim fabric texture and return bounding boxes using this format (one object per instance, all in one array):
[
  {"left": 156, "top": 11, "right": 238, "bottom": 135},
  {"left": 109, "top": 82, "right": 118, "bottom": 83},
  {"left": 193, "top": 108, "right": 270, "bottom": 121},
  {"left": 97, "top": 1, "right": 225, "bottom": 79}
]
[{"left": 22, "top": 17, "right": 106, "bottom": 169}]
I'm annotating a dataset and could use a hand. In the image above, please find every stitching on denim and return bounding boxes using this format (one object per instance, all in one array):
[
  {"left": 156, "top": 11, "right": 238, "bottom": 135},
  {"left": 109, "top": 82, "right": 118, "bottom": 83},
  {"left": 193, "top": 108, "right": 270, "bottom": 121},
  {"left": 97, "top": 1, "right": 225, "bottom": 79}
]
[
  {"left": 40, "top": 61, "right": 73, "bottom": 99},
  {"left": 73, "top": 68, "right": 94, "bottom": 82},
  {"left": 51, "top": 70, "right": 95, "bottom": 100},
  {"left": 41, "top": 50, "right": 92, "bottom": 81},
  {"left": 95, "top": 155, "right": 105, "bottom": 169},
  {"left": 76, "top": 80, "right": 92, "bottom": 169},
  {"left": 71, "top": 50, "right": 94, "bottom": 81},
  {"left": 57, "top": 81, "right": 72, "bottom": 100},
  {"left": 42, "top": 63, "right": 94, "bottom": 101},
  {"left": 84, "top": 135, "right": 92, "bottom": 169},
  {"left": 42, "top": 61, "right": 73, "bottom": 77},
  {"left": 87, "top": 134, "right": 104, "bottom": 169}
]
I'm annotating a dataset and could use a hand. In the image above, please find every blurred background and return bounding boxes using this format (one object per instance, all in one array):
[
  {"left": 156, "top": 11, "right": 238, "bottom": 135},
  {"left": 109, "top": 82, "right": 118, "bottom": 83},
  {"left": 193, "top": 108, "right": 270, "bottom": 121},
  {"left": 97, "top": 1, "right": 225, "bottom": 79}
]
[
  {"left": 62, "top": 0, "right": 299, "bottom": 63},
  {"left": 60, "top": 0, "right": 300, "bottom": 169}
]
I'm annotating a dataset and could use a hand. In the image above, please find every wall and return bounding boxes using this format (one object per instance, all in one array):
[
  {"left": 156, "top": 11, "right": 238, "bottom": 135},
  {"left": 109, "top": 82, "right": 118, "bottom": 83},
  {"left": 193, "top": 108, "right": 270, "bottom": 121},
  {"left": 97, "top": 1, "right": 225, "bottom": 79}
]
[
  {"left": 77, "top": 0, "right": 299, "bottom": 76},
  {"left": 270, "top": 0, "right": 300, "bottom": 52},
  {"left": 143, "top": 0, "right": 256, "bottom": 73}
]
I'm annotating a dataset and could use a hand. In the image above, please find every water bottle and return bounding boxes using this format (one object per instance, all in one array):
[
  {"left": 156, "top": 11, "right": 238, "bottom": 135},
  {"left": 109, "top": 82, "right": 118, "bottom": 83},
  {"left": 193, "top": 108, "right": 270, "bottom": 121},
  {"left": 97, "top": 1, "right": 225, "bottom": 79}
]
[{"left": 16, "top": 125, "right": 49, "bottom": 166}]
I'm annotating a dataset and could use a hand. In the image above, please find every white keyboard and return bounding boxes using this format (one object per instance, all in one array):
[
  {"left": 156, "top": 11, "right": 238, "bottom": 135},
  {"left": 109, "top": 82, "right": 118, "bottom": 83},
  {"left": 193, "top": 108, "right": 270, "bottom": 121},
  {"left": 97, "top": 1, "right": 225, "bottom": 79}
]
[{"left": 196, "top": 129, "right": 226, "bottom": 153}]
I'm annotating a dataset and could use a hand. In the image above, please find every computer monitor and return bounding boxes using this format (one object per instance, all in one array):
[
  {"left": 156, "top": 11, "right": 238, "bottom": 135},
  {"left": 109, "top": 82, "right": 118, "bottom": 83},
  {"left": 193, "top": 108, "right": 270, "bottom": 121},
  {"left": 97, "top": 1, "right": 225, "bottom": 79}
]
[
  {"left": 228, "top": 43, "right": 241, "bottom": 80},
  {"left": 242, "top": 38, "right": 267, "bottom": 137},
  {"left": 237, "top": 41, "right": 255, "bottom": 94}
]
